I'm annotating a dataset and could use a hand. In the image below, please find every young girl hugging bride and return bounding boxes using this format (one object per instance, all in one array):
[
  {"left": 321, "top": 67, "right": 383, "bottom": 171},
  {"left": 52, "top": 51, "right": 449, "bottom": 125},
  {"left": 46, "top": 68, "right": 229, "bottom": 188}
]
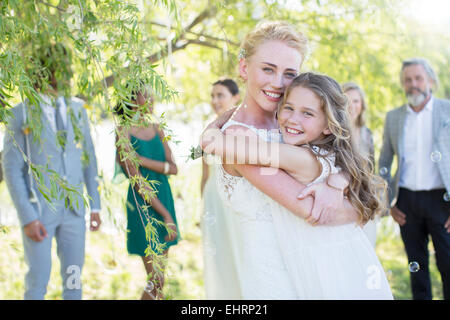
[{"left": 202, "top": 72, "right": 393, "bottom": 299}]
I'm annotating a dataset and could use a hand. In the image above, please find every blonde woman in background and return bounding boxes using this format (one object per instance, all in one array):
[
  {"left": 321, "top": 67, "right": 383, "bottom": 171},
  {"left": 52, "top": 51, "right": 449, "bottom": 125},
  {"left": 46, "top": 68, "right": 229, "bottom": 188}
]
[
  {"left": 200, "top": 79, "right": 240, "bottom": 299},
  {"left": 342, "top": 82, "right": 378, "bottom": 247}
]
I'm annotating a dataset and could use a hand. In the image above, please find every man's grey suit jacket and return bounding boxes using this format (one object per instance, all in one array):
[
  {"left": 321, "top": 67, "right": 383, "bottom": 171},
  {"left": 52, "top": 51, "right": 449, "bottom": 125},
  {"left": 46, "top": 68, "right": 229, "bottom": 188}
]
[
  {"left": 379, "top": 97, "right": 450, "bottom": 206},
  {"left": 2, "top": 97, "right": 101, "bottom": 227}
]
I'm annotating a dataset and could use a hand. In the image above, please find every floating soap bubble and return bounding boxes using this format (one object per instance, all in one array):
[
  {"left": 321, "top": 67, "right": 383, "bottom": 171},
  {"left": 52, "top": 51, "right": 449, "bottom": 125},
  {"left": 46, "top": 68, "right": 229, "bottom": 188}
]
[
  {"left": 386, "top": 270, "right": 393, "bottom": 279},
  {"left": 409, "top": 261, "right": 420, "bottom": 273},
  {"left": 444, "top": 192, "right": 450, "bottom": 202},
  {"left": 379, "top": 167, "right": 388, "bottom": 176},
  {"left": 430, "top": 151, "right": 442, "bottom": 163},
  {"left": 445, "top": 118, "right": 450, "bottom": 135},
  {"left": 203, "top": 241, "right": 217, "bottom": 257},
  {"left": 203, "top": 211, "right": 216, "bottom": 226},
  {"left": 144, "top": 281, "right": 155, "bottom": 295}
]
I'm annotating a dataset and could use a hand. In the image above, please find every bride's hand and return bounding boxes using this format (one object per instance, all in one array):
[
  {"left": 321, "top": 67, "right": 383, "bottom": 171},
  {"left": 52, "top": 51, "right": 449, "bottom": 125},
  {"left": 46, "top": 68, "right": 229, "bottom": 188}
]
[{"left": 298, "top": 182, "right": 345, "bottom": 225}]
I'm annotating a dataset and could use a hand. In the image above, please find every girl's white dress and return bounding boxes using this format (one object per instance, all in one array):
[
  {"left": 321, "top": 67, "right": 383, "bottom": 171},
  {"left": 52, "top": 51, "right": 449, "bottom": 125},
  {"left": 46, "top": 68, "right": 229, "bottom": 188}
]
[{"left": 216, "top": 119, "right": 393, "bottom": 300}]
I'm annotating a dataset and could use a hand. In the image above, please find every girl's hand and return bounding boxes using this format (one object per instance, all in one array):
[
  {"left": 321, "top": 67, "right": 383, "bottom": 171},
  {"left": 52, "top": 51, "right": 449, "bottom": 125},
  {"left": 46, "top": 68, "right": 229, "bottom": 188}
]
[
  {"left": 200, "top": 127, "right": 223, "bottom": 154},
  {"left": 298, "top": 182, "right": 345, "bottom": 225},
  {"left": 206, "top": 106, "right": 237, "bottom": 131},
  {"left": 199, "top": 107, "right": 237, "bottom": 155}
]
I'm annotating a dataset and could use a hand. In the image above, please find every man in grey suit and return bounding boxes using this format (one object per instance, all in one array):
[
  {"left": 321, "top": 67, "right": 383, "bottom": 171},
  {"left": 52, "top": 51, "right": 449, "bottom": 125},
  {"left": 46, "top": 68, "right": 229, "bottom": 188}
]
[
  {"left": 379, "top": 57, "right": 450, "bottom": 300},
  {"left": 2, "top": 44, "right": 101, "bottom": 300}
]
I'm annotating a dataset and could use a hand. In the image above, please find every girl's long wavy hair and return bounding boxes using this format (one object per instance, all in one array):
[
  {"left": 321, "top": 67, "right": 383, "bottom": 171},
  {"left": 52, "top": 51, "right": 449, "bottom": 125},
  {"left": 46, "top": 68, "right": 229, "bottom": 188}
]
[{"left": 280, "top": 72, "right": 387, "bottom": 224}]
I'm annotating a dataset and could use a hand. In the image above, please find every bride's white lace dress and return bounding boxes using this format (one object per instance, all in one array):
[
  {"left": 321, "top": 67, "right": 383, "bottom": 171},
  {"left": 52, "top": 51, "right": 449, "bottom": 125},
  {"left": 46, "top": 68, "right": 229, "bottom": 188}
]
[
  {"left": 216, "top": 119, "right": 393, "bottom": 300},
  {"left": 216, "top": 119, "right": 297, "bottom": 299}
]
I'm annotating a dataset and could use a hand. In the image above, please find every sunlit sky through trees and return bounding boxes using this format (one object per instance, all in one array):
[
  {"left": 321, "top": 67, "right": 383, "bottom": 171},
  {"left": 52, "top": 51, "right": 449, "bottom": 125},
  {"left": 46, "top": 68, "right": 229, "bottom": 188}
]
[{"left": 404, "top": 0, "right": 450, "bottom": 27}]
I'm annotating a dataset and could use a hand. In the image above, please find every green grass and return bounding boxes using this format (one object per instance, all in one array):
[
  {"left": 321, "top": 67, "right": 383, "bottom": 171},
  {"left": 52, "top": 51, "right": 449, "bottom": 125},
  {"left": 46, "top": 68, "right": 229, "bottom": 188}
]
[
  {"left": 375, "top": 217, "right": 444, "bottom": 300},
  {"left": 0, "top": 224, "right": 205, "bottom": 299}
]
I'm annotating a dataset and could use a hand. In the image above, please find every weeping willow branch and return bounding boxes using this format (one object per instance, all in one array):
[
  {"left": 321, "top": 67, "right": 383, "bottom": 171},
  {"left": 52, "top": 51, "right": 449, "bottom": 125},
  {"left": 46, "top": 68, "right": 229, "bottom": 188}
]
[{"left": 92, "top": 6, "right": 218, "bottom": 93}]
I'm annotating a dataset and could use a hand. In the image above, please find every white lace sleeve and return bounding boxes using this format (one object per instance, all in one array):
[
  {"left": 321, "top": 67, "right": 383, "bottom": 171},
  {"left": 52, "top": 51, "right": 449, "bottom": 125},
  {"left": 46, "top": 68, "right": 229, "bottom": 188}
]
[
  {"left": 216, "top": 163, "right": 240, "bottom": 204},
  {"left": 215, "top": 119, "right": 282, "bottom": 218},
  {"left": 307, "top": 146, "right": 340, "bottom": 186}
]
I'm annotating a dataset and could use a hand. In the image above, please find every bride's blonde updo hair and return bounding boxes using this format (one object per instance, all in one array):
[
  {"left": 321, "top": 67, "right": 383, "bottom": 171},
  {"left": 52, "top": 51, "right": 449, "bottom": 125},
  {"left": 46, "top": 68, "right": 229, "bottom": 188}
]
[{"left": 239, "top": 21, "right": 308, "bottom": 62}]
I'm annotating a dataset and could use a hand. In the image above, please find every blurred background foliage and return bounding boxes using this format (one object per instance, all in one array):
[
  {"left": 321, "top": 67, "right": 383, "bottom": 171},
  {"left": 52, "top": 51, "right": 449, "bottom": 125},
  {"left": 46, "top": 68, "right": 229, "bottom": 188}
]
[
  {"left": 0, "top": 0, "right": 448, "bottom": 299},
  {"left": 2, "top": 0, "right": 449, "bottom": 152}
]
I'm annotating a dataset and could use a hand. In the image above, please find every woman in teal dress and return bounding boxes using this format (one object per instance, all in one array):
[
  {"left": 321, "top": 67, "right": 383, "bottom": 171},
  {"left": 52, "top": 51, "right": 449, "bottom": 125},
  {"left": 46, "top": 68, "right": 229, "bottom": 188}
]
[{"left": 114, "top": 84, "right": 179, "bottom": 300}]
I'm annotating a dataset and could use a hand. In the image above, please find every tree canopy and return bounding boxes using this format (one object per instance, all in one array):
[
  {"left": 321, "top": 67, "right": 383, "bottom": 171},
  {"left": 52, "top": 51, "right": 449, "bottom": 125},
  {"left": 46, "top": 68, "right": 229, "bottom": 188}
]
[
  {"left": 2, "top": 1, "right": 449, "bottom": 119},
  {"left": 1, "top": 0, "right": 449, "bottom": 254}
]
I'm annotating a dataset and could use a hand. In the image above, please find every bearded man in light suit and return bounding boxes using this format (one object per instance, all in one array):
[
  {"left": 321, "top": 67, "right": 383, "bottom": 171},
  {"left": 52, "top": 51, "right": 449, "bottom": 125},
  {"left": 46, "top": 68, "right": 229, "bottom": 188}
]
[
  {"left": 379, "top": 58, "right": 450, "bottom": 300},
  {"left": 2, "top": 44, "right": 101, "bottom": 300}
]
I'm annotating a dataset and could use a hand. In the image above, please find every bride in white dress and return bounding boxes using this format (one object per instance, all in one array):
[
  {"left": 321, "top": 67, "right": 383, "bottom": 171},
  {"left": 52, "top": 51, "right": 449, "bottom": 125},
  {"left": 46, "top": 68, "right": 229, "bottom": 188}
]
[
  {"left": 200, "top": 21, "right": 371, "bottom": 299},
  {"left": 205, "top": 72, "right": 393, "bottom": 299}
]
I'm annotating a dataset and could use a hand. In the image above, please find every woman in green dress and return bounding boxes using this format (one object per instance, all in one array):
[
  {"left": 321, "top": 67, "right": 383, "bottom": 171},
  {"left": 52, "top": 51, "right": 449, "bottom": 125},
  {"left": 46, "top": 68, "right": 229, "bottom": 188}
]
[{"left": 114, "top": 85, "right": 179, "bottom": 300}]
